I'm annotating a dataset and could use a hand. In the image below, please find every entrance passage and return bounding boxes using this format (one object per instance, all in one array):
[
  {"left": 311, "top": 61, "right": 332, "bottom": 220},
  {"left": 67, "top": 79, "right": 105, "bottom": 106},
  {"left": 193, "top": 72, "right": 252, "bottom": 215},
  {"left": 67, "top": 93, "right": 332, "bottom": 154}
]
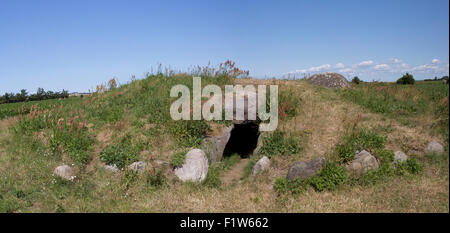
[{"left": 223, "top": 122, "right": 260, "bottom": 158}]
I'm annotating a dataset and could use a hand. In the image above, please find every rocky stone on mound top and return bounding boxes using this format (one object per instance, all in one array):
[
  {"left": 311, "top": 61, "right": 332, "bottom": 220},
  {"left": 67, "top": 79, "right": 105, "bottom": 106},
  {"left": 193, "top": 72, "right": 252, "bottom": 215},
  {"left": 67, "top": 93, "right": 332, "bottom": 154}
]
[
  {"left": 306, "top": 72, "right": 350, "bottom": 88},
  {"left": 174, "top": 149, "right": 209, "bottom": 183},
  {"left": 286, "top": 157, "right": 325, "bottom": 181}
]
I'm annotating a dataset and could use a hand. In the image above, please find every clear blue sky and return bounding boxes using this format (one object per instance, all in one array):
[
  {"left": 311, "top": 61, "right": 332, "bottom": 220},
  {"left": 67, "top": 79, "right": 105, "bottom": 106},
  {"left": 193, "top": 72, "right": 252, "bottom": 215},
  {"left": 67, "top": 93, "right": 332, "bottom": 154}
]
[{"left": 1, "top": 0, "right": 449, "bottom": 93}]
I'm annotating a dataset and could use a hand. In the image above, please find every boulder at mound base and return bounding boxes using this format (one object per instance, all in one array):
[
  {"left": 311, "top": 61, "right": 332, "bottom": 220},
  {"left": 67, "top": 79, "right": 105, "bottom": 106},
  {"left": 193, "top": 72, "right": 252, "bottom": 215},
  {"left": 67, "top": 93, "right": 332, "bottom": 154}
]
[
  {"left": 393, "top": 151, "right": 408, "bottom": 164},
  {"left": 346, "top": 151, "right": 379, "bottom": 175},
  {"left": 286, "top": 157, "right": 325, "bottom": 181},
  {"left": 202, "top": 126, "right": 232, "bottom": 165},
  {"left": 174, "top": 149, "right": 209, "bottom": 183},
  {"left": 425, "top": 140, "right": 444, "bottom": 154},
  {"left": 306, "top": 72, "right": 350, "bottom": 88},
  {"left": 252, "top": 156, "right": 271, "bottom": 176},
  {"left": 128, "top": 161, "right": 147, "bottom": 173},
  {"left": 54, "top": 165, "right": 73, "bottom": 180},
  {"left": 104, "top": 164, "right": 119, "bottom": 173}
]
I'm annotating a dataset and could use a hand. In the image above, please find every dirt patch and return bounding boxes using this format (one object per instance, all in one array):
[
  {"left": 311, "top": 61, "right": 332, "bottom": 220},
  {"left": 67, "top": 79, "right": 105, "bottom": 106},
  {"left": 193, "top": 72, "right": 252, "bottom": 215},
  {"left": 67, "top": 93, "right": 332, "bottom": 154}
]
[{"left": 221, "top": 158, "right": 249, "bottom": 184}]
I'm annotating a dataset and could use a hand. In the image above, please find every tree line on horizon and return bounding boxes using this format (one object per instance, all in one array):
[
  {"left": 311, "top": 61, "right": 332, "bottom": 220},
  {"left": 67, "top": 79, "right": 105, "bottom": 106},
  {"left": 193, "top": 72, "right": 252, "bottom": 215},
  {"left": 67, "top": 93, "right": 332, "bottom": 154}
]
[{"left": 0, "top": 88, "right": 69, "bottom": 104}]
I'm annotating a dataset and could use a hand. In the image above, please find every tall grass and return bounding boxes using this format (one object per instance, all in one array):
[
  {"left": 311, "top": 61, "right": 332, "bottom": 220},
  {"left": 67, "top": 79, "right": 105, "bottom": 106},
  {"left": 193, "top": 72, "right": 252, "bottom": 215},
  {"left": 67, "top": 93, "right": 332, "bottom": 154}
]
[{"left": 338, "top": 81, "right": 449, "bottom": 142}]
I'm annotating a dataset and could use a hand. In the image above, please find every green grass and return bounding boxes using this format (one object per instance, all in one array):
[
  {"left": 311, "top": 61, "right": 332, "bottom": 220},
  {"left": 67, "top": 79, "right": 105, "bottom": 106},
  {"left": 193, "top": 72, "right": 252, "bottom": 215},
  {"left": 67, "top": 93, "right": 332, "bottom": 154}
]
[
  {"left": 274, "top": 128, "right": 426, "bottom": 196},
  {"left": 100, "top": 144, "right": 139, "bottom": 170},
  {"left": 336, "top": 129, "right": 387, "bottom": 163},
  {"left": 338, "top": 81, "right": 449, "bottom": 142},
  {"left": 170, "top": 151, "right": 186, "bottom": 168},
  {"left": 258, "top": 131, "right": 302, "bottom": 157}
]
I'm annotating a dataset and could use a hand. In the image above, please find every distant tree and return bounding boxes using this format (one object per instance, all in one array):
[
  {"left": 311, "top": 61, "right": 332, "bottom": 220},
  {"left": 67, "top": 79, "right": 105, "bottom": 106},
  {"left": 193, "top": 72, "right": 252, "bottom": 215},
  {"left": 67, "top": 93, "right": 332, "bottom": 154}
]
[
  {"left": 0, "top": 88, "right": 70, "bottom": 105},
  {"left": 3, "top": 93, "right": 11, "bottom": 103},
  {"left": 61, "top": 89, "right": 69, "bottom": 98},
  {"left": 19, "top": 89, "right": 28, "bottom": 102},
  {"left": 396, "top": 73, "right": 415, "bottom": 85},
  {"left": 351, "top": 76, "right": 361, "bottom": 84}
]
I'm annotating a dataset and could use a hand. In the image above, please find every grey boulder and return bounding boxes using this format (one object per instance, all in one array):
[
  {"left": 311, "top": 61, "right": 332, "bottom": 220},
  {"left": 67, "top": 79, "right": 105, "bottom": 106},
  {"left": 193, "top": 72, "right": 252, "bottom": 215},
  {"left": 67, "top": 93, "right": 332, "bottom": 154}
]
[
  {"left": 286, "top": 157, "right": 325, "bottom": 181},
  {"left": 346, "top": 151, "right": 379, "bottom": 175},
  {"left": 174, "top": 149, "right": 209, "bottom": 183},
  {"left": 393, "top": 151, "right": 408, "bottom": 164},
  {"left": 425, "top": 140, "right": 444, "bottom": 154},
  {"left": 54, "top": 165, "right": 73, "bottom": 180},
  {"left": 128, "top": 161, "right": 147, "bottom": 173},
  {"left": 251, "top": 156, "right": 271, "bottom": 176},
  {"left": 104, "top": 164, "right": 120, "bottom": 173}
]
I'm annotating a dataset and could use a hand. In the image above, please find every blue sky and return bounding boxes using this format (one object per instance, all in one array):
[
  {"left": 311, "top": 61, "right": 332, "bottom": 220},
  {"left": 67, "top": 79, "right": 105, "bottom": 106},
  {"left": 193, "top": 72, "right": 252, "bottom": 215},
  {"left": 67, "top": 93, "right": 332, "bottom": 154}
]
[{"left": 0, "top": 0, "right": 449, "bottom": 94}]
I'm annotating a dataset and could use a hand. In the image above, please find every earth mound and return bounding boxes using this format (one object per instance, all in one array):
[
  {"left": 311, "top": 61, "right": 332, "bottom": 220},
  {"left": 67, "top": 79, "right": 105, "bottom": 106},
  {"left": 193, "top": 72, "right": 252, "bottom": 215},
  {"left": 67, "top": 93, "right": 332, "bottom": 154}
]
[{"left": 306, "top": 72, "right": 350, "bottom": 88}]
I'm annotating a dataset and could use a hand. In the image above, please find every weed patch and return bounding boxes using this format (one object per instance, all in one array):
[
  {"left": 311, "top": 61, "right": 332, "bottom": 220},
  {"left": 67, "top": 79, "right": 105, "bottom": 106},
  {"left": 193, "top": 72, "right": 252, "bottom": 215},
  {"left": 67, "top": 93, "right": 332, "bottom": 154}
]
[{"left": 259, "top": 131, "right": 302, "bottom": 157}]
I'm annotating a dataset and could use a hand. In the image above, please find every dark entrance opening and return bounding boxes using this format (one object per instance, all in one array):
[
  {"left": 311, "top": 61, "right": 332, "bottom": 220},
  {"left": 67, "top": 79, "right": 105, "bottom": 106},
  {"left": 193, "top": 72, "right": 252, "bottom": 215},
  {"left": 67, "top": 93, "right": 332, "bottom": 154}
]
[{"left": 223, "top": 122, "right": 260, "bottom": 158}]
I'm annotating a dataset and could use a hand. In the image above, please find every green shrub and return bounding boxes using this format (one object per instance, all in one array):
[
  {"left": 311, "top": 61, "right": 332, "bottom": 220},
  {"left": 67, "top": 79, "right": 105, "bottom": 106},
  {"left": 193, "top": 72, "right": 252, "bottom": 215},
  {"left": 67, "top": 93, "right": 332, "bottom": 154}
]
[
  {"left": 146, "top": 170, "right": 168, "bottom": 189},
  {"left": 217, "top": 153, "right": 241, "bottom": 171},
  {"left": 396, "top": 157, "right": 423, "bottom": 175},
  {"left": 373, "top": 148, "right": 394, "bottom": 163},
  {"left": 100, "top": 144, "right": 138, "bottom": 169},
  {"left": 203, "top": 166, "right": 221, "bottom": 188},
  {"left": 242, "top": 159, "right": 257, "bottom": 180},
  {"left": 309, "top": 162, "right": 348, "bottom": 192},
  {"left": 273, "top": 177, "right": 308, "bottom": 196},
  {"left": 169, "top": 119, "right": 210, "bottom": 147},
  {"left": 170, "top": 151, "right": 186, "bottom": 168},
  {"left": 396, "top": 73, "right": 415, "bottom": 85},
  {"left": 352, "top": 76, "right": 361, "bottom": 84},
  {"left": 259, "top": 131, "right": 302, "bottom": 157},
  {"left": 336, "top": 129, "right": 386, "bottom": 163},
  {"left": 355, "top": 157, "right": 423, "bottom": 186},
  {"left": 354, "top": 162, "right": 395, "bottom": 186}
]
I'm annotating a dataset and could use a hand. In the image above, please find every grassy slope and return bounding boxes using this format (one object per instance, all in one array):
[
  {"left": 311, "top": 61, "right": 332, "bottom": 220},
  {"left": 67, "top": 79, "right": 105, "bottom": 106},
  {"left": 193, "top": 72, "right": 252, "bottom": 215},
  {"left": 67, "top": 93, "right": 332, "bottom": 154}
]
[{"left": 0, "top": 75, "right": 448, "bottom": 213}]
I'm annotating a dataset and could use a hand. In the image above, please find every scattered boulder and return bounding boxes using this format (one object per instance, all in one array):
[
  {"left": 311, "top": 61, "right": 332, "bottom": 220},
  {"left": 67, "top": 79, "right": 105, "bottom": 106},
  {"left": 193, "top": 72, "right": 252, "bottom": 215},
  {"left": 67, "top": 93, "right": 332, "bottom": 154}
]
[
  {"left": 425, "top": 140, "right": 444, "bottom": 154},
  {"left": 286, "top": 157, "right": 325, "bottom": 181},
  {"left": 104, "top": 164, "right": 119, "bottom": 173},
  {"left": 128, "top": 161, "right": 147, "bottom": 173},
  {"left": 306, "top": 72, "right": 350, "bottom": 88},
  {"left": 393, "top": 151, "right": 408, "bottom": 164},
  {"left": 251, "top": 156, "right": 271, "bottom": 176},
  {"left": 346, "top": 151, "right": 379, "bottom": 176},
  {"left": 174, "top": 149, "right": 209, "bottom": 183},
  {"left": 53, "top": 165, "right": 73, "bottom": 180}
]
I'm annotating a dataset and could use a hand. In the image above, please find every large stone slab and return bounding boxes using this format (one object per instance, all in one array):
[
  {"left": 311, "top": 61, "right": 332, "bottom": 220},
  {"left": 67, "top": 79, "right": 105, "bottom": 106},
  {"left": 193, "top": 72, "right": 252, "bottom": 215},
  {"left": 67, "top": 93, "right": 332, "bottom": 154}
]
[
  {"left": 286, "top": 157, "right": 325, "bottom": 181},
  {"left": 174, "top": 149, "right": 209, "bottom": 183}
]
